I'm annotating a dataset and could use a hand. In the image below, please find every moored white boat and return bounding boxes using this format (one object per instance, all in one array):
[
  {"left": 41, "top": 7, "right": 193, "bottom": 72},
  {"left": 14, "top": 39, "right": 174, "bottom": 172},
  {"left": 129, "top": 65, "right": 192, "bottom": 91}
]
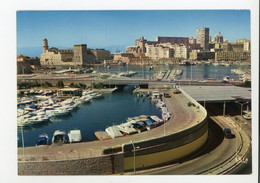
[
  {"left": 91, "top": 92, "right": 104, "bottom": 99},
  {"left": 223, "top": 76, "right": 230, "bottom": 83},
  {"left": 116, "top": 123, "right": 138, "bottom": 135},
  {"left": 46, "top": 108, "right": 71, "bottom": 117},
  {"left": 68, "top": 130, "right": 82, "bottom": 143},
  {"left": 105, "top": 126, "right": 123, "bottom": 139},
  {"left": 52, "top": 130, "right": 66, "bottom": 144}
]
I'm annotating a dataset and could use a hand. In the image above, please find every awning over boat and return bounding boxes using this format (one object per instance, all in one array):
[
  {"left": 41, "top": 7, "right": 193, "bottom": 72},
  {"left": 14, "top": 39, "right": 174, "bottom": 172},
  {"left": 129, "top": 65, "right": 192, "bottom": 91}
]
[
  {"left": 144, "top": 119, "right": 153, "bottom": 127},
  {"left": 150, "top": 116, "right": 163, "bottom": 122}
]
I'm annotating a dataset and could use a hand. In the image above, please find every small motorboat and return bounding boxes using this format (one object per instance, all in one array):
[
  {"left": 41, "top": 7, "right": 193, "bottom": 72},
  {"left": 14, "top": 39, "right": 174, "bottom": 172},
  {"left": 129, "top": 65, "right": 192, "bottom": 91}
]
[
  {"left": 52, "top": 130, "right": 66, "bottom": 144},
  {"left": 36, "top": 133, "right": 49, "bottom": 146},
  {"left": 222, "top": 76, "right": 230, "bottom": 83},
  {"left": 68, "top": 130, "right": 82, "bottom": 143}
]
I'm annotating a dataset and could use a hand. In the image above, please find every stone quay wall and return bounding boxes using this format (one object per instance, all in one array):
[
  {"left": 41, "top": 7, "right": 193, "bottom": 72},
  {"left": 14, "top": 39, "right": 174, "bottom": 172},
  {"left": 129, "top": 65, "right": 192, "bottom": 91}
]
[{"left": 18, "top": 154, "right": 124, "bottom": 175}]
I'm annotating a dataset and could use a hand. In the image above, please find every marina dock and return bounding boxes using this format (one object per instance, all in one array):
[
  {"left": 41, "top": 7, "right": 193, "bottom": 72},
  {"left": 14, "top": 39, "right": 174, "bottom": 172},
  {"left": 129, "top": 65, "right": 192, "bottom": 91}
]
[{"left": 18, "top": 89, "right": 205, "bottom": 161}]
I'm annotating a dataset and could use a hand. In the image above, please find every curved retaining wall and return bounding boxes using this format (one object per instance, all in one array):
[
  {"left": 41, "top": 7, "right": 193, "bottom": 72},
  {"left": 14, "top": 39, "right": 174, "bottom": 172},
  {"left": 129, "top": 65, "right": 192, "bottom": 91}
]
[
  {"left": 123, "top": 88, "right": 208, "bottom": 171},
  {"left": 124, "top": 130, "right": 208, "bottom": 171},
  {"left": 18, "top": 89, "right": 208, "bottom": 175},
  {"left": 123, "top": 115, "right": 208, "bottom": 171}
]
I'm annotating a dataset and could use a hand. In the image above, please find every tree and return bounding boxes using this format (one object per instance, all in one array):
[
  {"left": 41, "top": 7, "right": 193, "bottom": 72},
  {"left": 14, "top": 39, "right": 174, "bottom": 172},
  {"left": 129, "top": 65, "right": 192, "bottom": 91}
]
[
  {"left": 79, "top": 83, "right": 86, "bottom": 89},
  {"left": 91, "top": 82, "right": 103, "bottom": 89},
  {"left": 69, "top": 83, "right": 75, "bottom": 88},
  {"left": 56, "top": 80, "right": 64, "bottom": 88}
]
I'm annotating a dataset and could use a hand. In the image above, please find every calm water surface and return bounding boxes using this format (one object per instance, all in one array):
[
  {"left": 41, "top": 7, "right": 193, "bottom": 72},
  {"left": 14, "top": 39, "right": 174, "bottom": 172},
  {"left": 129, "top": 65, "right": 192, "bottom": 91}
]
[
  {"left": 17, "top": 86, "right": 161, "bottom": 147},
  {"left": 95, "top": 64, "right": 250, "bottom": 80}
]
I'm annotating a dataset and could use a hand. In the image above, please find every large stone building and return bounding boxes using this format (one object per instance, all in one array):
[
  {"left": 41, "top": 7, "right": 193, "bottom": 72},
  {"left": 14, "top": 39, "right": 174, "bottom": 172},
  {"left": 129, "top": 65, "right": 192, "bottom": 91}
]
[
  {"left": 235, "top": 39, "right": 251, "bottom": 51},
  {"left": 40, "top": 38, "right": 90, "bottom": 66},
  {"left": 155, "top": 36, "right": 190, "bottom": 46},
  {"left": 125, "top": 46, "right": 145, "bottom": 58},
  {"left": 214, "top": 32, "right": 224, "bottom": 43},
  {"left": 134, "top": 37, "right": 157, "bottom": 54},
  {"left": 212, "top": 37, "right": 251, "bottom": 61},
  {"left": 125, "top": 28, "right": 250, "bottom": 62},
  {"left": 215, "top": 51, "right": 251, "bottom": 61},
  {"left": 128, "top": 35, "right": 201, "bottom": 60},
  {"left": 196, "top": 27, "right": 210, "bottom": 51},
  {"left": 145, "top": 45, "right": 174, "bottom": 59},
  {"left": 157, "top": 43, "right": 189, "bottom": 59},
  {"left": 17, "top": 55, "right": 41, "bottom": 74},
  {"left": 189, "top": 51, "right": 215, "bottom": 60},
  {"left": 113, "top": 52, "right": 135, "bottom": 64}
]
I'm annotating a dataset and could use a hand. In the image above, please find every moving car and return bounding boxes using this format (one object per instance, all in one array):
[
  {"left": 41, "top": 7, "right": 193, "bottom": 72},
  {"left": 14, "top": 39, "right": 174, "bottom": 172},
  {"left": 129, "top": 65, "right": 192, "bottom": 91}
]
[
  {"left": 224, "top": 128, "right": 232, "bottom": 139},
  {"left": 243, "top": 112, "right": 251, "bottom": 120}
]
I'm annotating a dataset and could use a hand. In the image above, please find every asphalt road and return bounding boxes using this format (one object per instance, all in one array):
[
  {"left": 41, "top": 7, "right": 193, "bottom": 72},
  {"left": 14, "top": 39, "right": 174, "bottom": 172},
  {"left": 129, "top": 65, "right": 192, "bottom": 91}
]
[{"left": 138, "top": 115, "right": 242, "bottom": 175}]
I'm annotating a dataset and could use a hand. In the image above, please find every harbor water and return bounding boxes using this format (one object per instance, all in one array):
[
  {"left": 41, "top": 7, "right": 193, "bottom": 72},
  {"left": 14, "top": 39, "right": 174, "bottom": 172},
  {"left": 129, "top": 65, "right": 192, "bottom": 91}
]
[
  {"left": 95, "top": 63, "right": 250, "bottom": 80},
  {"left": 17, "top": 64, "right": 250, "bottom": 147},
  {"left": 17, "top": 86, "right": 161, "bottom": 147}
]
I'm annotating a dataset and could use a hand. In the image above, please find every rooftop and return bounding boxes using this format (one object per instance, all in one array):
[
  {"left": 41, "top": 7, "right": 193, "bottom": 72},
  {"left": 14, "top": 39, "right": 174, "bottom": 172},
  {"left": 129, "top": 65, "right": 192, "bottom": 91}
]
[{"left": 181, "top": 85, "right": 251, "bottom": 102}]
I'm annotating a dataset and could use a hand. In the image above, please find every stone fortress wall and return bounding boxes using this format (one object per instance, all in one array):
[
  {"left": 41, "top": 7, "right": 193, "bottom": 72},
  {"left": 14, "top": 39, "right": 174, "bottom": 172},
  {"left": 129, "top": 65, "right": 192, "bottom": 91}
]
[{"left": 40, "top": 38, "right": 89, "bottom": 66}]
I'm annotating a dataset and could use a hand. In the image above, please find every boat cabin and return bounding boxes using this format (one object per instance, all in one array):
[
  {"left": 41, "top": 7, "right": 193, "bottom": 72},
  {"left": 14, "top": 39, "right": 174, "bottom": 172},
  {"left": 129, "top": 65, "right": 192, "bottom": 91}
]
[
  {"left": 52, "top": 130, "right": 66, "bottom": 144},
  {"left": 68, "top": 130, "right": 82, "bottom": 143}
]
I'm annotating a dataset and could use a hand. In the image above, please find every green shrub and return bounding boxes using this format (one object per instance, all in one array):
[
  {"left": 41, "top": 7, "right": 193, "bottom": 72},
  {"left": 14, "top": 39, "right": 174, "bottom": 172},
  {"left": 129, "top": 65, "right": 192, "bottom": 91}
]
[
  {"left": 56, "top": 80, "right": 64, "bottom": 88},
  {"left": 69, "top": 82, "right": 75, "bottom": 87}
]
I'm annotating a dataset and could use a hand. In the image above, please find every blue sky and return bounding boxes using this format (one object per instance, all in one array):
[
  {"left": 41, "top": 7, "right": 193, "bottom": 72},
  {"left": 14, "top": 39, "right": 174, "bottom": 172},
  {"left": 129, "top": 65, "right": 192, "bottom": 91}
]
[{"left": 17, "top": 10, "right": 250, "bottom": 56}]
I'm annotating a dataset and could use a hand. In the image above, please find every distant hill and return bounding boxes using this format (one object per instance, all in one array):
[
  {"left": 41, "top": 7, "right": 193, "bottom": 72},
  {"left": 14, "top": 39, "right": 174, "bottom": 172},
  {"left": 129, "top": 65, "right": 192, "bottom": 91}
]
[{"left": 17, "top": 45, "right": 128, "bottom": 57}]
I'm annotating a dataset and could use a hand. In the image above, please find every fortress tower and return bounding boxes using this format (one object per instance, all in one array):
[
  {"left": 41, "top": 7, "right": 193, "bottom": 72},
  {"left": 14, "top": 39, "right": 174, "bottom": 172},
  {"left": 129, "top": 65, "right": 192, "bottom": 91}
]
[
  {"left": 43, "top": 38, "right": 48, "bottom": 53},
  {"left": 73, "top": 44, "right": 88, "bottom": 65}
]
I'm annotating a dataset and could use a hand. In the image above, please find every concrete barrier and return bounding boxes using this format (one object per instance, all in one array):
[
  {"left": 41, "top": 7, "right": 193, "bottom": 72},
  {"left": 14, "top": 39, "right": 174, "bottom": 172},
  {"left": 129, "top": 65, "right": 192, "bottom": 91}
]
[{"left": 123, "top": 118, "right": 208, "bottom": 171}]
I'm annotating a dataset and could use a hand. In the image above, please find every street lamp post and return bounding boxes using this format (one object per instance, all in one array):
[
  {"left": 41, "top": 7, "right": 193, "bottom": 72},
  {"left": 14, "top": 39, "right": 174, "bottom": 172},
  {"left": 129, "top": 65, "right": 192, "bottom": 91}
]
[
  {"left": 22, "top": 66, "right": 26, "bottom": 75},
  {"left": 130, "top": 140, "right": 139, "bottom": 175},
  {"left": 202, "top": 86, "right": 206, "bottom": 108},
  {"left": 235, "top": 123, "right": 238, "bottom": 161},
  {"left": 223, "top": 101, "right": 226, "bottom": 116},
  {"left": 191, "top": 63, "right": 193, "bottom": 81},
  {"left": 235, "top": 100, "right": 248, "bottom": 162},
  {"left": 189, "top": 63, "right": 193, "bottom": 91},
  {"left": 163, "top": 119, "right": 166, "bottom": 136},
  {"left": 20, "top": 126, "right": 25, "bottom": 161},
  {"left": 236, "top": 101, "right": 249, "bottom": 127}
]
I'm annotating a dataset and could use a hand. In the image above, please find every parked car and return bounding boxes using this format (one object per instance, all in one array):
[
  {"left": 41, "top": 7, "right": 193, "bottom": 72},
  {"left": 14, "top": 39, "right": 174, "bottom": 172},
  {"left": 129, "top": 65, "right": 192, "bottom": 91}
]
[
  {"left": 164, "top": 93, "right": 171, "bottom": 98},
  {"left": 172, "top": 89, "right": 181, "bottom": 94},
  {"left": 243, "top": 112, "right": 251, "bottom": 120}
]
